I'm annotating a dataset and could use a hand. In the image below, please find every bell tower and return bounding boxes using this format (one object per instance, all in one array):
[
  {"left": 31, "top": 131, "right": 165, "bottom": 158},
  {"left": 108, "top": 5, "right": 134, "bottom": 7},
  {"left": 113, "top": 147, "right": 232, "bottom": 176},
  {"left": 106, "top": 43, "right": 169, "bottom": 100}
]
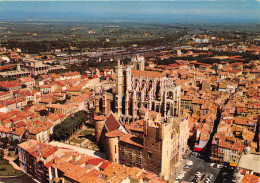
[{"left": 115, "top": 59, "right": 124, "bottom": 115}]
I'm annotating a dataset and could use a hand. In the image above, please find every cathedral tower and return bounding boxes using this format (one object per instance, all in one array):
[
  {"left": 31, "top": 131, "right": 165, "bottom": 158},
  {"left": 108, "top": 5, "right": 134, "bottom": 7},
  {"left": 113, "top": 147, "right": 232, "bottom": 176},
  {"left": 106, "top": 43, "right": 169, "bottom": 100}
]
[{"left": 115, "top": 59, "right": 124, "bottom": 115}]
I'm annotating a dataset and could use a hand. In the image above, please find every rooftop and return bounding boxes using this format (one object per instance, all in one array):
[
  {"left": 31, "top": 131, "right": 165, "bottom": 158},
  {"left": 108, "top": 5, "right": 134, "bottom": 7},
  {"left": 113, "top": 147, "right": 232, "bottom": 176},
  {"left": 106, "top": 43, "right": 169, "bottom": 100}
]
[{"left": 238, "top": 152, "right": 260, "bottom": 174}]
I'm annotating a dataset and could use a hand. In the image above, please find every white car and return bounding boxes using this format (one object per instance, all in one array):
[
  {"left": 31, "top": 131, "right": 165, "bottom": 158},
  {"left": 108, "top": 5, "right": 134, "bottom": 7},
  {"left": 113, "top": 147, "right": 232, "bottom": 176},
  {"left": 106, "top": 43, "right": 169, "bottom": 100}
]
[
  {"left": 206, "top": 177, "right": 211, "bottom": 181},
  {"left": 195, "top": 172, "right": 202, "bottom": 175},
  {"left": 180, "top": 171, "right": 186, "bottom": 174},
  {"left": 209, "top": 163, "right": 215, "bottom": 167},
  {"left": 217, "top": 164, "right": 223, "bottom": 169},
  {"left": 208, "top": 174, "right": 213, "bottom": 179},
  {"left": 178, "top": 173, "right": 185, "bottom": 178},
  {"left": 186, "top": 161, "right": 193, "bottom": 166},
  {"left": 195, "top": 175, "right": 202, "bottom": 179},
  {"left": 176, "top": 175, "right": 183, "bottom": 180}
]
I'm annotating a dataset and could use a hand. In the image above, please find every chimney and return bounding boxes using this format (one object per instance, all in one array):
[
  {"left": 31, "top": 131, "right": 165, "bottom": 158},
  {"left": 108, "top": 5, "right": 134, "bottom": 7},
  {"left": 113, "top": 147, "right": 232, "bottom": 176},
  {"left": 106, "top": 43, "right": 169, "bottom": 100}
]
[
  {"left": 244, "top": 146, "right": 251, "bottom": 155},
  {"left": 17, "top": 64, "right": 21, "bottom": 71}
]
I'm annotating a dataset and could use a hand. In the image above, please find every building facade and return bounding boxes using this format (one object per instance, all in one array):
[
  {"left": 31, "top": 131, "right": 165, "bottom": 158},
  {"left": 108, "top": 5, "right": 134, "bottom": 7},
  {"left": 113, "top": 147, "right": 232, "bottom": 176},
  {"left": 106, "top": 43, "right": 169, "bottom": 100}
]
[{"left": 114, "top": 56, "right": 181, "bottom": 124}]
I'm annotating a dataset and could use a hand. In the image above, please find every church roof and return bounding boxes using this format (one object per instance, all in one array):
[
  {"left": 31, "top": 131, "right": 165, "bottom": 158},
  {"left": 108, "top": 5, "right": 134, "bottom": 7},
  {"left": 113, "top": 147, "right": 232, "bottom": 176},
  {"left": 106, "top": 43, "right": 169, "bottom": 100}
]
[
  {"left": 104, "top": 113, "right": 121, "bottom": 132},
  {"left": 131, "top": 70, "right": 165, "bottom": 78}
]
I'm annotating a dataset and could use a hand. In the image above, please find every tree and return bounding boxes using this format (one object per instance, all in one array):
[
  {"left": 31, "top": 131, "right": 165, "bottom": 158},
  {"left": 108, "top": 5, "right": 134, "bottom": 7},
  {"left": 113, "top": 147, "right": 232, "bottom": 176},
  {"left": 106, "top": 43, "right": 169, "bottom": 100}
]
[
  {"left": 21, "top": 84, "right": 27, "bottom": 89},
  {"left": 27, "top": 101, "right": 33, "bottom": 105},
  {"left": 0, "top": 137, "right": 9, "bottom": 149},
  {"left": 52, "top": 110, "right": 87, "bottom": 141},
  {"left": 39, "top": 109, "right": 49, "bottom": 116},
  {"left": 0, "top": 149, "right": 4, "bottom": 159}
]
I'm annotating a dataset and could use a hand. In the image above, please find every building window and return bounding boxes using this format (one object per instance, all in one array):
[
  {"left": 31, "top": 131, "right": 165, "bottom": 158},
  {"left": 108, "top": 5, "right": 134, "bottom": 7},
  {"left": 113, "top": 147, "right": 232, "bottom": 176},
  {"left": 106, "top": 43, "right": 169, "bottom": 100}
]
[
  {"left": 115, "top": 145, "right": 117, "bottom": 153},
  {"left": 148, "top": 152, "right": 152, "bottom": 159},
  {"left": 129, "top": 151, "right": 133, "bottom": 165}
]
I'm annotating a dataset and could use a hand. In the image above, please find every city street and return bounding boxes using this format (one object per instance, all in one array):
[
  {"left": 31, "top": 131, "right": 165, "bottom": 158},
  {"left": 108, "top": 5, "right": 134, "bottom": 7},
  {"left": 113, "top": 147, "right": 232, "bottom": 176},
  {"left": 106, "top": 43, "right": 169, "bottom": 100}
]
[{"left": 173, "top": 153, "right": 220, "bottom": 183}]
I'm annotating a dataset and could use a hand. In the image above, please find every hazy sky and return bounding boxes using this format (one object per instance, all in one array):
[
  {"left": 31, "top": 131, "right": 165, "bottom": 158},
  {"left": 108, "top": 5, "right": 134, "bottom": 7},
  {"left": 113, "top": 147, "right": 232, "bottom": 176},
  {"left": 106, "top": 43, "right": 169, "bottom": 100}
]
[
  {"left": 0, "top": 0, "right": 259, "bottom": 23},
  {"left": 0, "top": 0, "right": 260, "bottom": 2}
]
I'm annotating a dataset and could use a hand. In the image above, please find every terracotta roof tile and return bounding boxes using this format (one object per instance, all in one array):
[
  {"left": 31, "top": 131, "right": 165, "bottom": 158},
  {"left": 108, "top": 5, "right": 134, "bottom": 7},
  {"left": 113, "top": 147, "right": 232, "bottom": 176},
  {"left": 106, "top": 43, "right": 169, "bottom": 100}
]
[
  {"left": 94, "top": 115, "right": 106, "bottom": 121},
  {"left": 131, "top": 70, "right": 165, "bottom": 78},
  {"left": 241, "top": 174, "right": 260, "bottom": 183},
  {"left": 105, "top": 129, "right": 125, "bottom": 138},
  {"left": 0, "top": 126, "right": 10, "bottom": 133},
  {"left": 120, "top": 134, "right": 143, "bottom": 148},
  {"left": 125, "top": 119, "right": 144, "bottom": 132},
  {"left": 105, "top": 113, "right": 120, "bottom": 132}
]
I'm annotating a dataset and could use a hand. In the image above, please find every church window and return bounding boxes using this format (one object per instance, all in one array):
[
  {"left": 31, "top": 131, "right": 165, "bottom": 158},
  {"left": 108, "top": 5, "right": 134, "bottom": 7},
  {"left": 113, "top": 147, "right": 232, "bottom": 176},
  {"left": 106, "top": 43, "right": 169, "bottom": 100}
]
[{"left": 148, "top": 152, "right": 152, "bottom": 159}]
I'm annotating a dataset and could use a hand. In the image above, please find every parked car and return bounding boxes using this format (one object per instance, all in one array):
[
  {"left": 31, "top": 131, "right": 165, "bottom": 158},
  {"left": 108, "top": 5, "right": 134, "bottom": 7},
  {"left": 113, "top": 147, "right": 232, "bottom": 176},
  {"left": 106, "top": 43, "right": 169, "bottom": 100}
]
[
  {"left": 176, "top": 175, "right": 182, "bottom": 180},
  {"left": 184, "top": 165, "right": 191, "bottom": 169},
  {"left": 186, "top": 160, "right": 193, "bottom": 166},
  {"left": 195, "top": 172, "right": 202, "bottom": 176},
  {"left": 208, "top": 174, "right": 213, "bottom": 179},
  {"left": 217, "top": 164, "right": 223, "bottom": 169},
  {"left": 209, "top": 163, "right": 215, "bottom": 167}
]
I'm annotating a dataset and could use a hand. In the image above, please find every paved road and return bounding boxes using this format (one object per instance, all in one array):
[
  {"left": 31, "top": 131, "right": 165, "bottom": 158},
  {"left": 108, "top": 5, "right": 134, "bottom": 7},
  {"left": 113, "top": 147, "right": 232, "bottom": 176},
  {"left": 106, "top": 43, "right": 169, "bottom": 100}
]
[
  {"left": 179, "top": 155, "right": 220, "bottom": 183},
  {"left": 49, "top": 141, "right": 106, "bottom": 159}
]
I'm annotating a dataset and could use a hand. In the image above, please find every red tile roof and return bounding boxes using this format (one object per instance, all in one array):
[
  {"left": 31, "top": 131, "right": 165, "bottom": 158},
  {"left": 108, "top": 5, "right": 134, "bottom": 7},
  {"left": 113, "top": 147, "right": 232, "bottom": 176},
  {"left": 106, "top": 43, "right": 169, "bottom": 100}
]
[
  {"left": 0, "top": 126, "right": 10, "bottom": 133},
  {"left": 86, "top": 158, "right": 105, "bottom": 166},
  {"left": 105, "top": 113, "right": 120, "bottom": 132},
  {"left": 120, "top": 134, "right": 143, "bottom": 148},
  {"left": 0, "top": 80, "right": 21, "bottom": 89},
  {"left": 105, "top": 129, "right": 125, "bottom": 138},
  {"left": 125, "top": 119, "right": 144, "bottom": 132},
  {"left": 131, "top": 70, "right": 165, "bottom": 78},
  {"left": 99, "top": 161, "right": 112, "bottom": 170},
  {"left": 94, "top": 115, "right": 106, "bottom": 121},
  {"left": 241, "top": 174, "right": 260, "bottom": 183},
  {"left": 19, "top": 77, "right": 34, "bottom": 83}
]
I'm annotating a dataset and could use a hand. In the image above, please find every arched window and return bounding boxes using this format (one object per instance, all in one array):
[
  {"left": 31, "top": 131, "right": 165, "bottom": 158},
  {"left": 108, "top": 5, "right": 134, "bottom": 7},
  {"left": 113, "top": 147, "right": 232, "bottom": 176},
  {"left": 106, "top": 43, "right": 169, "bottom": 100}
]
[
  {"left": 168, "top": 91, "right": 173, "bottom": 99},
  {"left": 136, "top": 64, "right": 139, "bottom": 70},
  {"left": 156, "top": 105, "right": 159, "bottom": 112},
  {"left": 166, "top": 103, "right": 170, "bottom": 115},
  {"left": 99, "top": 99, "right": 103, "bottom": 113}
]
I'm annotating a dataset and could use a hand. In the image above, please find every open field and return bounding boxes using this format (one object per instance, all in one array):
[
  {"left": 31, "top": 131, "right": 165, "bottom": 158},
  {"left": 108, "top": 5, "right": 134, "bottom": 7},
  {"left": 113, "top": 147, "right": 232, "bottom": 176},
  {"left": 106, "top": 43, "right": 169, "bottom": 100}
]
[
  {"left": 0, "top": 159, "right": 23, "bottom": 177},
  {"left": 1, "top": 21, "right": 259, "bottom": 44},
  {"left": 0, "top": 21, "right": 183, "bottom": 43},
  {"left": 1, "top": 21, "right": 259, "bottom": 55}
]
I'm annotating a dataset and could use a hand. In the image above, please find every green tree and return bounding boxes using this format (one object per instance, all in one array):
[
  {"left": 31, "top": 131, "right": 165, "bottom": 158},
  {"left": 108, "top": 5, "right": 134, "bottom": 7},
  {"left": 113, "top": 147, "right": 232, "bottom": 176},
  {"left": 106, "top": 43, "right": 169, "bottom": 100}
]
[
  {"left": 52, "top": 110, "right": 87, "bottom": 141},
  {"left": 39, "top": 109, "right": 49, "bottom": 116}
]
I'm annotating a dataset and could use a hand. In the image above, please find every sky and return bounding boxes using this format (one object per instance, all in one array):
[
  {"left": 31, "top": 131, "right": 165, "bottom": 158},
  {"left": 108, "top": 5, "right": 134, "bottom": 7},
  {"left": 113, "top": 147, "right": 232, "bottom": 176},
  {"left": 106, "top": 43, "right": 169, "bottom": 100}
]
[
  {"left": 0, "top": 0, "right": 260, "bottom": 2},
  {"left": 0, "top": 0, "right": 259, "bottom": 23}
]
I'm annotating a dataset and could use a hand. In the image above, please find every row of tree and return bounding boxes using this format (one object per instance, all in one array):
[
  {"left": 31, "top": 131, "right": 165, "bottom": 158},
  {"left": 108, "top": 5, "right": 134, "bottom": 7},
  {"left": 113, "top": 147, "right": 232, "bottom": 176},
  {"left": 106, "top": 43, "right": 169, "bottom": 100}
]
[
  {"left": 0, "top": 137, "right": 20, "bottom": 151},
  {"left": 2, "top": 29, "right": 188, "bottom": 54},
  {"left": 51, "top": 110, "right": 88, "bottom": 141},
  {"left": 154, "top": 50, "right": 259, "bottom": 66}
]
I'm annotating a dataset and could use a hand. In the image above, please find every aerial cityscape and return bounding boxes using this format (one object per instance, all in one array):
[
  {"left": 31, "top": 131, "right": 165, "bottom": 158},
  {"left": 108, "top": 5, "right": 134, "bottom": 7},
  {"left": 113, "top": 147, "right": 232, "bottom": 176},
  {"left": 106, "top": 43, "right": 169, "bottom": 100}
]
[{"left": 0, "top": 0, "right": 259, "bottom": 183}]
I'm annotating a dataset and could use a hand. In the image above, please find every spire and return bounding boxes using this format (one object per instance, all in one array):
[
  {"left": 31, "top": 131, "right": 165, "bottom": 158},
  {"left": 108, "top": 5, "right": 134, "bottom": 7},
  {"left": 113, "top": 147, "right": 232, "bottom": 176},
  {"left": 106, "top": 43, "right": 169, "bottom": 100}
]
[{"left": 117, "top": 59, "right": 120, "bottom": 66}]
